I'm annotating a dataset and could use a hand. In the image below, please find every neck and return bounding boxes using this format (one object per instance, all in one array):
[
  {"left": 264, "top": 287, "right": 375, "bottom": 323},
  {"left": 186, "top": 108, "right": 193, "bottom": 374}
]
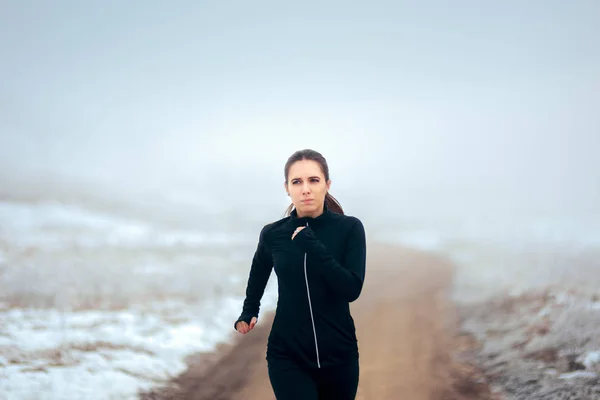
[
  {"left": 297, "top": 210, "right": 322, "bottom": 219},
  {"left": 296, "top": 205, "right": 325, "bottom": 219}
]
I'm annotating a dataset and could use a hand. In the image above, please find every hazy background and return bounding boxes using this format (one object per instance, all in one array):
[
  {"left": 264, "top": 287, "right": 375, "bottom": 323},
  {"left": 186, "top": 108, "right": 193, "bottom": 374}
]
[
  {"left": 2, "top": 0, "right": 598, "bottom": 222},
  {"left": 0, "top": 2, "right": 599, "bottom": 398}
]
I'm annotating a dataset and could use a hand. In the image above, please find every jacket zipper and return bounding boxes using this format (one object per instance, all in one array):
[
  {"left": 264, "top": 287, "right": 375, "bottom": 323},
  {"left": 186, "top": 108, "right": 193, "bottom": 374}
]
[{"left": 303, "top": 221, "right": 321, "bottom": 368}]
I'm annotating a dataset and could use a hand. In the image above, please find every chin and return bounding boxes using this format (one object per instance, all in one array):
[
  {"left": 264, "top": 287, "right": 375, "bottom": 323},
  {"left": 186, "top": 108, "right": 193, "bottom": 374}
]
[{"left": 297, "top": 204, "right": 318, "bottom": 215}]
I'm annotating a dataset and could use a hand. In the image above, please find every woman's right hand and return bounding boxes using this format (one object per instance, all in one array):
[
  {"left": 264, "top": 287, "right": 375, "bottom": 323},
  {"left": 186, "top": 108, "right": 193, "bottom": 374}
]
[{"left": 236, "top": 317, "right": 258, "bottom": 334}]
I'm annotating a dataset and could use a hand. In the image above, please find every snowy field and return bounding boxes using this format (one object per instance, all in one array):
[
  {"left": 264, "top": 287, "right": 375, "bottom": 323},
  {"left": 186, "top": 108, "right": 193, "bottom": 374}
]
[
  {"left": 375, "top": 211, "right": 600, "bottom": 399},
  {"left": 0, "top": 299, "right": 245, "bottom": 399},
  {"left": 2, "top": 197, "right": 598, "bottom": 399},
  {"left": 0, "top": 200, "right": 278, "bottom": 400}
]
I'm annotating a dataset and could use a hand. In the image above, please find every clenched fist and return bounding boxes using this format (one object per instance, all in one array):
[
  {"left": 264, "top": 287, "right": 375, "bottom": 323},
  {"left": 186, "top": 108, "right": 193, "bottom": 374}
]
[
  {"left": 292, "top": 226, "right": 305, "bottom": 240},
  {"left": 236, "top": 317, "right": 258, "bottom": 334}
]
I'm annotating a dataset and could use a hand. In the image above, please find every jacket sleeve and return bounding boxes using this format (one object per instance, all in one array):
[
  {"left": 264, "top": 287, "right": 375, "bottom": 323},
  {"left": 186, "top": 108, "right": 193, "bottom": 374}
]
[
  {"left": 234, "top": 226, "right": 273, "bottom": 330},
  {"left": 293, "top": 218, "right": 366, "bottom": 302}
]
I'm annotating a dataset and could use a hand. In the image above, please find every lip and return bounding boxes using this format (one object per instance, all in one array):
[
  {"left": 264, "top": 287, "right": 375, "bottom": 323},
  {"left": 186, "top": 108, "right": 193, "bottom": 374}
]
[{"left": 301, "top": 199, "right": 314, "bottom": 203}]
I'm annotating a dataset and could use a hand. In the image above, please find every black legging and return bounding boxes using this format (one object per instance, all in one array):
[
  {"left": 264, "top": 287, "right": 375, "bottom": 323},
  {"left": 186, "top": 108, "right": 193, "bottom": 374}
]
[{"left": 267, "top": 357, "right": 359, "bottom": 400}]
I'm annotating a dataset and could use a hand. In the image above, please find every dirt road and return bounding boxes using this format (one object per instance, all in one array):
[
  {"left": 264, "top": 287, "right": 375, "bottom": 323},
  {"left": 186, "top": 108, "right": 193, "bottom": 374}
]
[{"left": 143, "top": 245, "right": 494, "bottom": 400}]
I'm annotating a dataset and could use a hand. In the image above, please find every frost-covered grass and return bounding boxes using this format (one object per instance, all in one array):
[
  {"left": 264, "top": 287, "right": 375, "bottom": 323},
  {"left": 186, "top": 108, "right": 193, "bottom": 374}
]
[
  {"left": 0, "top": 247, "right": 247, "bottom": 310},
  {"left": 0, "top": 200, "right": 279, "bottom": 399},
  {"left": 0, "top": 200, "right": 258, "bottom": 308},
  {"left": 0, "top": 264, "right": 278, "bottom": 400},
  {"left": 3, "top": 198, "right": 599, "bottom": 399},
  {"left": 459, "top": 287, "right": 600, "bottom": 399},
  {"left": 375, "top": 211, "right": 600, "bottom": 399},
  {"left": 455, "top": 250, "right": 600, "bottom": 399},
  {"left": 0, "top": 298, "right": 248, "bottom": 399}
]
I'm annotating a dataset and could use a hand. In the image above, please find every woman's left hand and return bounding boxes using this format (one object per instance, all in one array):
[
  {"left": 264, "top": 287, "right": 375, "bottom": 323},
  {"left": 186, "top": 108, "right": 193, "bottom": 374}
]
[{"left": 292, "top": 226, "right": 305, "bottom": 240}]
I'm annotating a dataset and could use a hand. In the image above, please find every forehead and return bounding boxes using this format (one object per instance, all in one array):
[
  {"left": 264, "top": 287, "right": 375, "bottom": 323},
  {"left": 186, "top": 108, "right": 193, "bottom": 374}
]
[{"left": 288, "top": 160, "right": 324, "bottom": 178}]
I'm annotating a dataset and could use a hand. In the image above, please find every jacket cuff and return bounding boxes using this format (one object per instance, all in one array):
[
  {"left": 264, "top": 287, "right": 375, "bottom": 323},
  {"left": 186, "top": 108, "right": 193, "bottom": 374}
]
[{"left": 233, "top": 313, "right": 255, "bottom": 330}]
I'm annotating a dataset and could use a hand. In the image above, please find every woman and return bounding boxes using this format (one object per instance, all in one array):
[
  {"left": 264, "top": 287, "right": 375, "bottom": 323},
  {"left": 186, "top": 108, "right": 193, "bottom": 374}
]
[{"left": 234, "top": 149, "right": 367, "bottom": 400}]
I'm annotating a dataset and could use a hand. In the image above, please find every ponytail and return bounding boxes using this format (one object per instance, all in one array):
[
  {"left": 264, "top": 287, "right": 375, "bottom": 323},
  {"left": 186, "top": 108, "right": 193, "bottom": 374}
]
[
  {"left": 325, "top": 192, "right": 344, "bottom": 214},
  {"left": 283, "top": 192, "right": 344, "bottom": 217}
]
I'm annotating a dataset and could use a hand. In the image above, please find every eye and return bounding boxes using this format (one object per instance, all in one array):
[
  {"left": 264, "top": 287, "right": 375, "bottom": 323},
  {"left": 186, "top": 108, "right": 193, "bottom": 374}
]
[
  {"left": 291, "top": 180, "right": 300, "bottom": 185},
  {"left": 310, "top": 178, "right": 320, "bottom": 183}
]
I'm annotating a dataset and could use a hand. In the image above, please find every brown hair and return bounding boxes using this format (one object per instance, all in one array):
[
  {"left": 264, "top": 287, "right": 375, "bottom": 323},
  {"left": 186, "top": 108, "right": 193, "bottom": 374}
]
[{"left": 283, "top": 149, "right": 344, "bottom": 216}]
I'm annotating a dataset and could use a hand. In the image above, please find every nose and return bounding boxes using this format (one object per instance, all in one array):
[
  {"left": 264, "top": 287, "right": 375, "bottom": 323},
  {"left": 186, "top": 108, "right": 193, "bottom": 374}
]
[{"left": 302, "top": 182, "right": 311, "bottom": 194}]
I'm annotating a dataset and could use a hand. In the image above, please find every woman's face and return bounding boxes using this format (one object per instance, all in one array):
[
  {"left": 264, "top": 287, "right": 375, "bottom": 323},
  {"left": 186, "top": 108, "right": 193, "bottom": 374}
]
[{"left": 285, "top": 159, "right": 331, "bottom": 218}]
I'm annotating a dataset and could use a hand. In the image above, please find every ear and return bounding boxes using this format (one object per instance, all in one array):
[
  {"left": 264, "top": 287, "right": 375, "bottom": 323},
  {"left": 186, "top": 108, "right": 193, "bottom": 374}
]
[
  {"left": 326, "top": 180, "right": 331, "bottom": 191},
  {"left": 284, "top": 182, "right": 289, "bottom": 196}
]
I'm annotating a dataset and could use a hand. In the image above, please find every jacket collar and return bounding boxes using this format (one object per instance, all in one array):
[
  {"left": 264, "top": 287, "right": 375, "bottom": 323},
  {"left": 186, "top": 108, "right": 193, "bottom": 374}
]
[{"left": 290, "top": 203, "right": 332, "bottom": 226}]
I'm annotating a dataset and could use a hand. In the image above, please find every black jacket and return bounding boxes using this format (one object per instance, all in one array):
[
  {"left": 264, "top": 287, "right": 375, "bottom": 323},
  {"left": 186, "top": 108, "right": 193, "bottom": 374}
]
[{"left": 234, "top": 205, "right": 367, "bottom": 369}]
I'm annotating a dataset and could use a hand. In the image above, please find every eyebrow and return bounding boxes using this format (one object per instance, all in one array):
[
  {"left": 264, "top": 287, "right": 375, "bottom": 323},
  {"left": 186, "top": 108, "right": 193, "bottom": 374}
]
[{"left": 291, "top": 176, "right": 321, "bottom": 181}]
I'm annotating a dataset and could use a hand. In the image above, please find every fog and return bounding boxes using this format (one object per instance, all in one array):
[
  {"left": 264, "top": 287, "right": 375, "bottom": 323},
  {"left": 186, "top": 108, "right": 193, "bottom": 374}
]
[
  {"left": 1, "top": 0, "right": 599, "bottom": 220},
  {"left": 1, "top": 4, "right": 600, "bottom": 397}
]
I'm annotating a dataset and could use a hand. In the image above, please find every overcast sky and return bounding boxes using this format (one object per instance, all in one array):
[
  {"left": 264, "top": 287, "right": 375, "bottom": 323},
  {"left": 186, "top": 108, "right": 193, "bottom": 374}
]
[{"left": 1, "top": 1, "right": 598, "bottom": 217}]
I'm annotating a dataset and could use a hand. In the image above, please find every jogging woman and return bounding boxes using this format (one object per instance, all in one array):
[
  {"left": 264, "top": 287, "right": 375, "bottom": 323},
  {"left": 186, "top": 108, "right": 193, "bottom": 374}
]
[{"left": 234, "top": 148, "right": 367, "bottom": 400}]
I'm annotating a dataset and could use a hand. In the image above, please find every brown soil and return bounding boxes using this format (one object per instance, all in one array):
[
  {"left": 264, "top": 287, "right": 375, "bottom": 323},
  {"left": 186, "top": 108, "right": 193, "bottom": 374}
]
[{"left": 142, "top": 245, "right": 497, "bottom": 400}]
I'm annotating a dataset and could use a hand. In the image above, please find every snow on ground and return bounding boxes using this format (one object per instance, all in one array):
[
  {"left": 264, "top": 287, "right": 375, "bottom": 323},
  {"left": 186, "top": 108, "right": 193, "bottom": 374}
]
[
  {"left": 376, "top": 211, "right": 600, "bottom": 399},
  {"left": 458, "top": 286, "right": 600, "bottom": 399},
  {"left": 0, "top": 290, "right": 278, "bottom": 400},
  {"left": 0, "top": 199, "right": 279, "bottom": 400},
  {"left": 3, "top": 198, "right": 598, "bottom": 399}
]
